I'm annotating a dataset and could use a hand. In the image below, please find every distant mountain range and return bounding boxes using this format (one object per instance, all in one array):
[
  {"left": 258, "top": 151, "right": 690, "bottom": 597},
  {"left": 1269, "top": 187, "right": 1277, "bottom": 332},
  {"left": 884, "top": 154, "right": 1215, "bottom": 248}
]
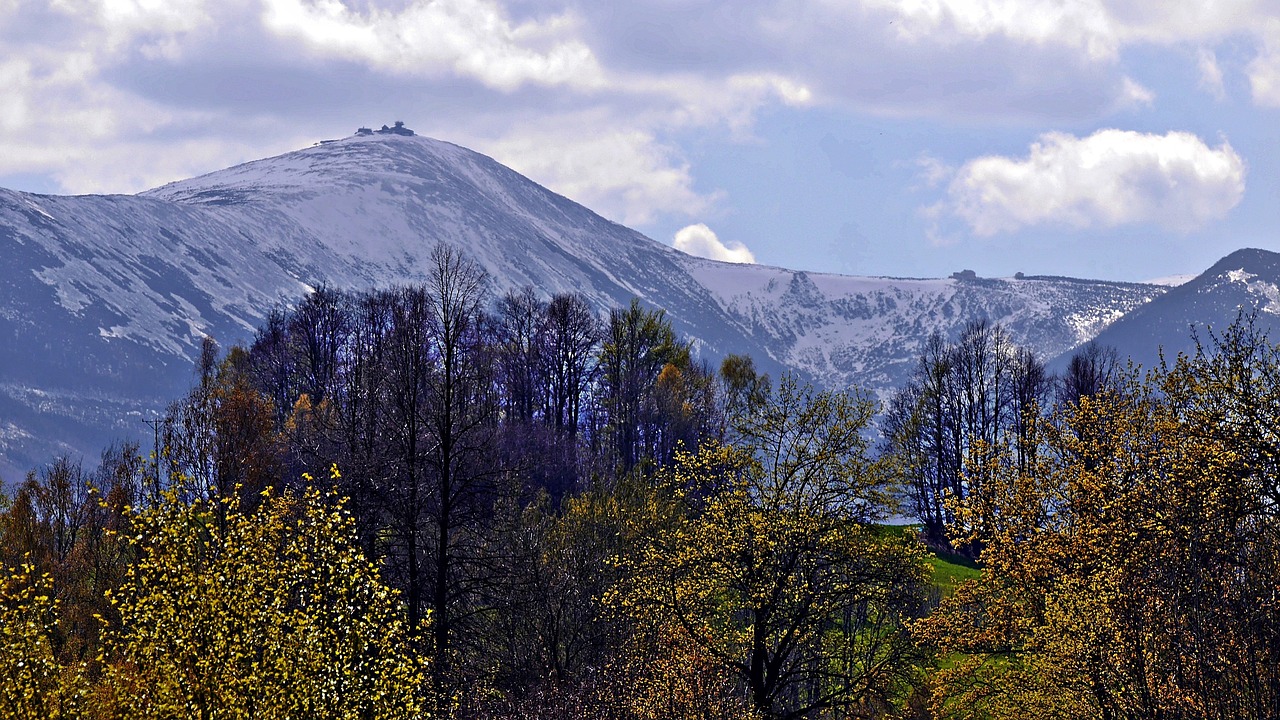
[{"left": 1, "top": 131, "right": 1274, "bottom": 477}]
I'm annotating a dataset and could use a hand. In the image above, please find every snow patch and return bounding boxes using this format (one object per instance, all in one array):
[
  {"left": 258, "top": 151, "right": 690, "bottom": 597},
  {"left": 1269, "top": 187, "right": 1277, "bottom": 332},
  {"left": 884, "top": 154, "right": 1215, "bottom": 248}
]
[
  {"left": 1226, "top": 268, "right": 1257, "bottom": 283},
  {"left": 1244, "top": 280, "right": 1280, "bottom": 315}
]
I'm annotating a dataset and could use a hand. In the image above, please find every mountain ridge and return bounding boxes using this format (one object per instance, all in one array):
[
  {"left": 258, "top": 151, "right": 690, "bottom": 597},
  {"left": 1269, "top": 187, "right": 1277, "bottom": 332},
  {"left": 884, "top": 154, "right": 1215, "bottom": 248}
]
[
  {"left": 1072, "top": 247, "right": 1280, "bottom": 371},
  {"left": 1, "top": 132, "right": 1173, "bottom": 476}
]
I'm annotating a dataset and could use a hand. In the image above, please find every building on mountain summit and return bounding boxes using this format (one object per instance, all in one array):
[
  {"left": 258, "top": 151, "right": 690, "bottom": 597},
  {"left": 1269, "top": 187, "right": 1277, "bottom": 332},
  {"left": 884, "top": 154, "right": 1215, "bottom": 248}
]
[{"left": 355, "top": 121, "right": 416, "bottom": 137}]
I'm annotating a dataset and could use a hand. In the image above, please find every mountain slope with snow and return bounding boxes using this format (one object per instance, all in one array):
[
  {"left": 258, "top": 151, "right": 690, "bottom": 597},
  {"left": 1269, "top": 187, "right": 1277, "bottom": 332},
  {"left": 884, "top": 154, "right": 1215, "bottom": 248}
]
[
  {"left": 688, "top": 260, "right": 1161, "bottom": 392},
  {"left": 1, "top": 133, "right": 1165, "bottom": 475},
  {"left": 1070, "top": 248, "right": 1280, "bottom": 371}
]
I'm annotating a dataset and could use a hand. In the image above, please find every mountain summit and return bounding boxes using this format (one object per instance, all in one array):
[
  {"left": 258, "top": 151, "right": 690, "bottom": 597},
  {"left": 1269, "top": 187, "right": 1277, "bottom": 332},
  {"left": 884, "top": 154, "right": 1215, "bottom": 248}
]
[
  {"left": 1075, "top": 248, "right": 1280, "bottom": 370},
  {"left": 1, "top": 133, "right": 1163, "bottom": 475}
]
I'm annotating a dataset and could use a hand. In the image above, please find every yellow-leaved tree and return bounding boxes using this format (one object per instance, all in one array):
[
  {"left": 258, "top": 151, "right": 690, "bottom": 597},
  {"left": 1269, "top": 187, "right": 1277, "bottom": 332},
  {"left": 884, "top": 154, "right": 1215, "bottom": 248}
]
[
  {"left": 0, "top": 560, "right": 84, "bottom": 719},
  {"left": 610, "top": 377, "right": 930, "bottom": 720},
  {"left": 91, "top": 466, "right": 426, "bottom": 719},
  {"left": 918, "top": 316, "right": 1280, "bottom": 720}
]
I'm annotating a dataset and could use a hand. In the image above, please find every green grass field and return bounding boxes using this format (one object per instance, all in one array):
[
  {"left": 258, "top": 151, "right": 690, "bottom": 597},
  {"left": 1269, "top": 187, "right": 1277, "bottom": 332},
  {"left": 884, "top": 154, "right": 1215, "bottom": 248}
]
[
  {"left": 928, "top": 548, "right": 981, "bottom": 596},
  {"left": 874, "top": 523, "right": 982, "bottom": 596}
]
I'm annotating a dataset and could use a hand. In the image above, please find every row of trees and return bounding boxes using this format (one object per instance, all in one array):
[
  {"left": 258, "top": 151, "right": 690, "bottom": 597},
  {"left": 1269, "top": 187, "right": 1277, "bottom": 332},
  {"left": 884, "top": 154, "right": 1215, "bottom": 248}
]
[
  {"left": 2, "top": 243, "right": 932, "bottom": 718},
  {"left": 5, "top": 239, "right": 1280, "bottom": 718},
  {"left": 881, "top": 321, "right": 1118, "bottom": 550},
  {"left": 916, "top": 318, "right": 1280, "bottom": 719}
]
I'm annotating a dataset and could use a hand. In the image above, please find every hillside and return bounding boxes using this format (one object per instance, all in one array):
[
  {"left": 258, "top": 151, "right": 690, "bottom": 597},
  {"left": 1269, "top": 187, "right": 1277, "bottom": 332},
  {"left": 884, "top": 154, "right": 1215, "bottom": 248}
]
[
  {"left": 1070, "top": 248, "right": 1280, "bottom": 371},
  {"left": 1, "top": 132, "right": 1166, "bottom": 475}
]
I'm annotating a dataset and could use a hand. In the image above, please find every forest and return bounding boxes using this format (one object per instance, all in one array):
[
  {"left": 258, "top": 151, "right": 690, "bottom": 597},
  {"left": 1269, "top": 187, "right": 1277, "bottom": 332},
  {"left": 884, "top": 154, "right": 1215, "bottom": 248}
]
[{"left": 2, "top": 244, "right": 1278, "bottom": 719}]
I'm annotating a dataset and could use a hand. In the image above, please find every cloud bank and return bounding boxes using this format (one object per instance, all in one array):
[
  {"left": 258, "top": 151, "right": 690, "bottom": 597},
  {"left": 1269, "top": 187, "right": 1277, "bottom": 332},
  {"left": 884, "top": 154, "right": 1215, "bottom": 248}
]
[
  {"left": 673, "top": 224, "right": 756, "bottom": 264},
  {"left": 261, "top": 0, "right": 605, "bottom": 90},
  {"left": 936, "top": 130, "right": 1246, "bottom": 236},
  {"left": 1, "top": 0, "right": 1278, "bottom": 242}
]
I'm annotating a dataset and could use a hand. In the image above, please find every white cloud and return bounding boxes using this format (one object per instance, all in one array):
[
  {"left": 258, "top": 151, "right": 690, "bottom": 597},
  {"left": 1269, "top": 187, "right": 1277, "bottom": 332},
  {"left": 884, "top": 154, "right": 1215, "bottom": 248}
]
[
  {"left": 485, "top": 127, "right": 716, "bottom": 226},
  {"left": 859, "top": 0, "right": 1276, "bottom": 58},
  {"left": 863, "top": 0, "right": 1119, "bottom": 59},
  {"left": 0, "top": 51, "right": 155, "bottom": 162},
  {"left": 1116, "top": 76, "right": 1155, "bottom": 108},
  {"left": 1248, "top": 19, "right": 1280, "bottom": 106},
  {"left": 672, "top": 223, "right": 755, "bottom": 264},
  {"left": 44, "top": 0, "right": 212, "bottom": 58},
  {"left": 260, "top": 0, "right": 605, "bottom": 90},
  {"left": 1198, "top": 47, "right": 1227, "bottom": 100},
  {"left": 913, "top": 153, "right": 952, "bottom": 189},
  {"left": 0, "top": 54, "right": 290, "bottom": 193},
  {"left": 936, "top": 129, "right": 1246, "bottom": 237},
  {"left": 801, "top": 0, "right": 1280, "bottom": 113}
]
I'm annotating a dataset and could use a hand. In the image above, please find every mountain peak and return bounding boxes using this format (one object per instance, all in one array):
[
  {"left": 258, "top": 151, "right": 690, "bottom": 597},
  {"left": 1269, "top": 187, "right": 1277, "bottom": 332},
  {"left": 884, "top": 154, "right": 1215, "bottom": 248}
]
[
  {"left": 0, "top": 132, "right": 1167, "bottom": 476},
  {"left": 1068, "top": 247, "right": 1280, "bottom": 373},
  {"left": 144, "top": 134, "right": 477, "bottom": 204},
  {"left": 1204, "top": 247, "right": 1280, "bottom": 277}
]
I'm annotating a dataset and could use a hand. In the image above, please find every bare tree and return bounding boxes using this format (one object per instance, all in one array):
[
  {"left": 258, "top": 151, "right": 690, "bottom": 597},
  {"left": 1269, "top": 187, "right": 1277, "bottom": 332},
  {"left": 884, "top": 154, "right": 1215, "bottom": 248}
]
[
  {"left": 883, "top": 323, "right": 1047, "bottom": 552},
  {"left": 1057, "top": 340, "right": 1120, "bottom": 406}
]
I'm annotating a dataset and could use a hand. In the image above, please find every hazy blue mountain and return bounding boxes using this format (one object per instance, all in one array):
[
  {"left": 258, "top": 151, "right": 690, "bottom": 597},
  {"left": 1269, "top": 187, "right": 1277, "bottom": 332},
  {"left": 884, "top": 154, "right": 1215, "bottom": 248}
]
[
  {"left": 0, "top": 132, "right": 1166, "bottom": 477},
  {"left": 1060, "top": 248, "right": 1280, "bottom": 372}
]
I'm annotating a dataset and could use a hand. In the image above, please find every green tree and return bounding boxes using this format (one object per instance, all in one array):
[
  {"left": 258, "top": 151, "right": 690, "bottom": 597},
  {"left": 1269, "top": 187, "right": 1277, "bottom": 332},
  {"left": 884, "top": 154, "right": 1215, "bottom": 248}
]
[
  {"left": 612, "top": 378, "right": 929, "bottom": 719},
  {"left": 598, "top": 298, "right": 691, "bottom": 474},
  {"left": 94, "top": 466, "right": 426, "bottom": 719}
]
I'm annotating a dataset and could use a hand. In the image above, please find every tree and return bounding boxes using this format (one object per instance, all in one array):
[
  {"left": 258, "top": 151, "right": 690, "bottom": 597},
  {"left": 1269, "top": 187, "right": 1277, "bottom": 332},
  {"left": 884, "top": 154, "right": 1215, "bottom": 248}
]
[
  {"left": 0, "top": 448, "right": 140, "bottom": 665},
  {"left": 881, "top": 323, "right": 1047, "bottom": 552},
  {"left": 288, "top": 284, "right": 350, "bottom": 408},
  {"left": 95, "top": 467, "right": 425, "bottom": 719},
  {"left": 880, "top": 333, "right": 956, "bottom": 548},
  {"left": 160, "top": 341, "right": 282, "bottom": 504},
  {"left": 1056, "top": 340, "right": 1119, "bottom": 407},
  {"left": 917, "top": 318, "right": 1280, "bottom": 719},
  {"left": 718, "top": 353, "right": 769, "bottom": 435},
  {"left": 598, "top": 299, "right": 691, "bottom": 474},
  {"left": 542, "top": 293, "right": 601, "bottom": 439},
  {"left": 496, "top": 286, "right": 547, "bottom": 426},
  {"left": 416, "top": 243, "right": 503, "bottom": 712},
  {"left": 613, "top": 377, "right": 929, "bottom": 719},
  {"left": 0, "top": 560, "right": 83, "bottom": 719}
]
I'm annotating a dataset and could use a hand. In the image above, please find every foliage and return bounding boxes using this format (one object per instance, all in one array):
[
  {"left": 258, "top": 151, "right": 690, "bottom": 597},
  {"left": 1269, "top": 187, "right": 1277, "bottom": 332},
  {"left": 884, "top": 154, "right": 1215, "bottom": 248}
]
[
  {"left": 0, "top": 560, "right": 84, "bottom": 719},
  {"left": 94, "top": 466, "right": 426, "bottom": 719},
  {"left": 0, "top": 447, "right": 141, "bottom": 666},
  {"left": 917, "top": 315, "right": 1280, "bottom": 720},
  {"left": 598, "top": 298, "right": 697, "bottom": 474},
  {"left": 607, "top": 622, "right": 762, "bottom": 720},
  {"left": 611, "top": 378, "right": 930, "bottom": 719}
]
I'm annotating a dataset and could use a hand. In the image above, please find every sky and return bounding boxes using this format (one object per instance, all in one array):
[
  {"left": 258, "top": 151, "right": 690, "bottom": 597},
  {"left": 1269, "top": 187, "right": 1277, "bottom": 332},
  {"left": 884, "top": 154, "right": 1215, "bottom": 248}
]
[{"left": 2, "top": 0, "right": 1279, "bottom": 282}]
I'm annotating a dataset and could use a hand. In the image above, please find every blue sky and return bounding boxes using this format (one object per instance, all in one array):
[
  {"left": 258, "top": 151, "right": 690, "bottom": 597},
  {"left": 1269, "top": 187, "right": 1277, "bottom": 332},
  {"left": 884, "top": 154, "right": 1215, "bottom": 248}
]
[{"left": 2, "top": 0, "right": 1278, "bottom": 282}]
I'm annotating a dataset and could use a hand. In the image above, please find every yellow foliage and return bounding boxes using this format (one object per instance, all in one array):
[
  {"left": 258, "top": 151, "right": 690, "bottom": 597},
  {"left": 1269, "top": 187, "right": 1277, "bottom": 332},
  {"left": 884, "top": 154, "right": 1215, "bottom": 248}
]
[
  {"left": 0, "top": 560, "right": 84, "bottom": 719},
  {"left": 611, "top": 379, "right": 930, "bottom": 719},
  {"left": 919, "top": 346, "right": 1280, "bottom": 720},
  {"left": 608, "top": 622, "right": 761, "bottom": 720},
  {"left": 91, "top": 474, "right": 426, "bottom": 719}
]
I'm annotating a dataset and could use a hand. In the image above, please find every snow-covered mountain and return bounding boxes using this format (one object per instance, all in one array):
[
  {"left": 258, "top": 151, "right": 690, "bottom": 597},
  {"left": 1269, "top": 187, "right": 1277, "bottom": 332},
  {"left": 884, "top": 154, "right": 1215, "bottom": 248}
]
[
  {"left": 686, "top": 261, "right": 1160, "bottom": 391},
  {"left": 1, "top": 132, "right": 1164, "bottom": 476},
  {"left": 1071, "top": 248, "right": 1280, "bottom": 371}
]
